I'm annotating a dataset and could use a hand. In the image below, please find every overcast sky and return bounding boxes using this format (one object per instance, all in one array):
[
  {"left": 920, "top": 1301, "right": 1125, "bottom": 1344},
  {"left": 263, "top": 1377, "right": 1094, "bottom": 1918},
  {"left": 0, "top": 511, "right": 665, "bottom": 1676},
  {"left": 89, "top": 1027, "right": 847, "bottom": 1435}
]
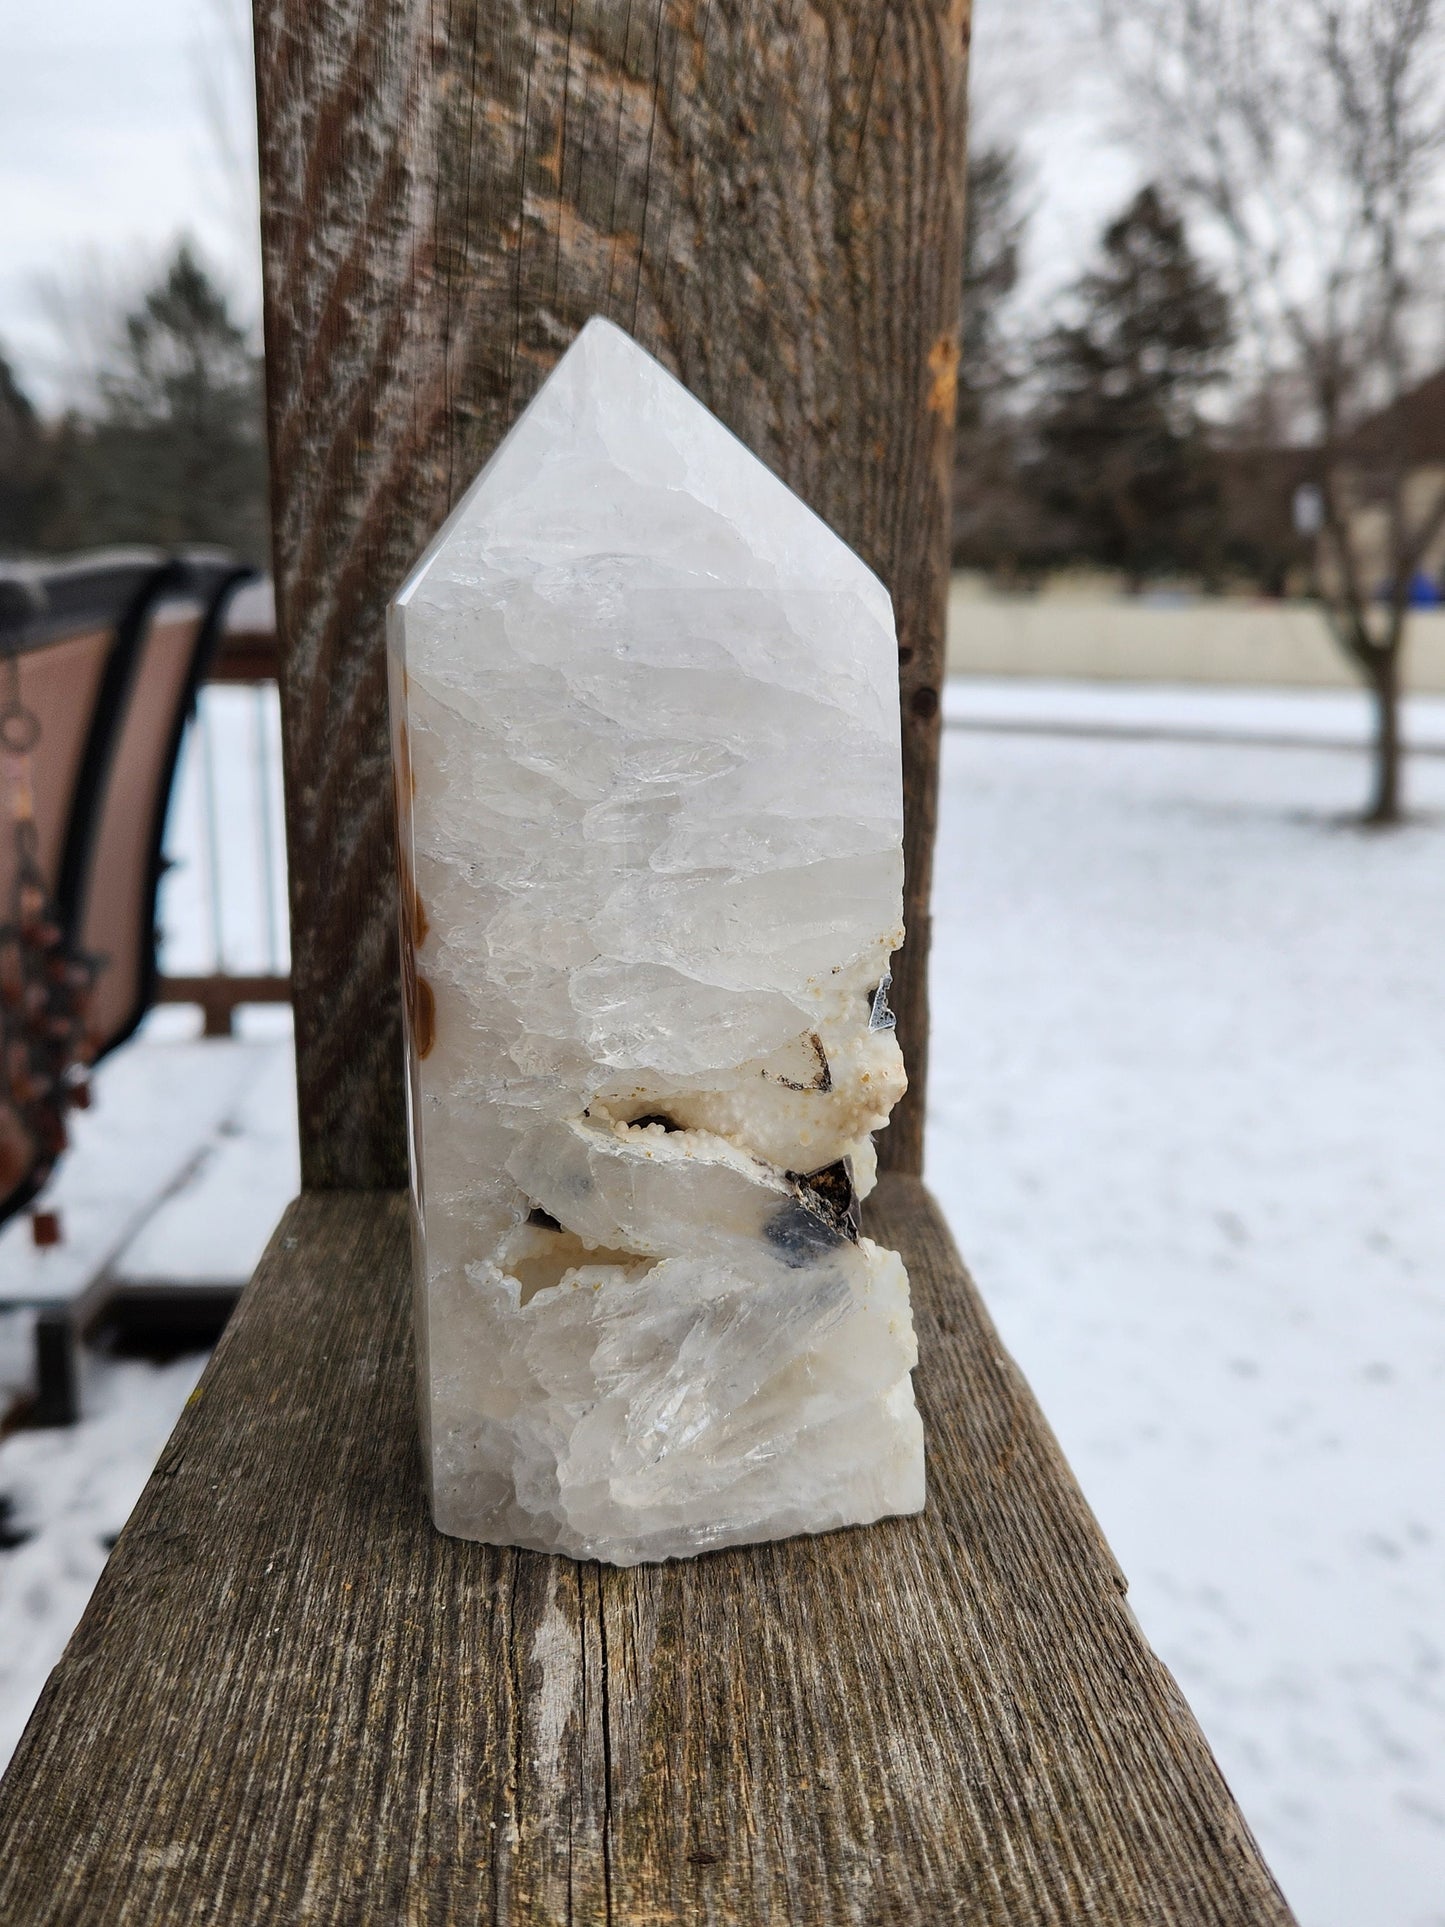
[
  {"left": 0, "top": 0, "right": 259, "bottom": 405},
  {"left": 0, "top": 0, "right": 1136, "bottom": 411}
]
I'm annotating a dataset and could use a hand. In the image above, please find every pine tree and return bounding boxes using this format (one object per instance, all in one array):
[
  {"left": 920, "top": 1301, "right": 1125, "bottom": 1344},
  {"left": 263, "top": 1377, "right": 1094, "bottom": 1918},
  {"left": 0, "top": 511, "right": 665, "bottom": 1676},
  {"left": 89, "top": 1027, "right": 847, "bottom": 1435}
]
[
  {"left": 951, "top": 145, "right": 1046, "bottom": 575},
  {"left": 958, "top": 146, "right": 1025, "bottom": 439},
  {"left": 1033, "top": 185, "right": 1232, "bottom": 585},
  {"left": 59, "top": 245, "right": 268, "bottom": 563},
  {"left": 0, "top": 352, "right": 55, "bottom": 556}
]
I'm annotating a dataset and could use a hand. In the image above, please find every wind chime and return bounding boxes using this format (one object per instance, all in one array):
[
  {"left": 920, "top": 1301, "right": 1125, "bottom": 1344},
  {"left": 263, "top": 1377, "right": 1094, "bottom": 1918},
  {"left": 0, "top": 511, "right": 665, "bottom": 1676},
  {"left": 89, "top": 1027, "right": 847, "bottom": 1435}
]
[{"left": 0, "top": 628, "right": 104, "bottom": 1230}]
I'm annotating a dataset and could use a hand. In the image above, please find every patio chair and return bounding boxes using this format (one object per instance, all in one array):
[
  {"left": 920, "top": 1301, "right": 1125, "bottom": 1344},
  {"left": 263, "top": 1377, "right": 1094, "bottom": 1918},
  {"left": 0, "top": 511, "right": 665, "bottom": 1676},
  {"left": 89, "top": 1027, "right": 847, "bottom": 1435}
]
[
  {"left": 1, "top": 553, "right": 252, "bottom": 1421},
  {"left": 66, "top": 553, "right": 253, "bottom": 1057},
  {"left": 0, "top": 551, "right": 171, "bottom": 1224}
]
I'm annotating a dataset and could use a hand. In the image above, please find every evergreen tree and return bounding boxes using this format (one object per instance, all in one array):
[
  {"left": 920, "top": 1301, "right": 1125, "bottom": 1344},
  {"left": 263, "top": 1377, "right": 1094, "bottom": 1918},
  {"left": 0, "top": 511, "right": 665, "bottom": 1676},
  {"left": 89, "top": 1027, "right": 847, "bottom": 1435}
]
[
  {"left": 1033, "top": 185, "right": 1232, "bottom": 585},
  {"left": 958, "top": 145, "right": 1025, "bottom": 438},
  {"left": 59, "top": 244, "right": 268, "bottom": 563},
  {"left": 0, "top": 351, "right": 55, "bottom": 556},
  {"left": 952, "top": 145, "right": 1048, "bottom": 575}
]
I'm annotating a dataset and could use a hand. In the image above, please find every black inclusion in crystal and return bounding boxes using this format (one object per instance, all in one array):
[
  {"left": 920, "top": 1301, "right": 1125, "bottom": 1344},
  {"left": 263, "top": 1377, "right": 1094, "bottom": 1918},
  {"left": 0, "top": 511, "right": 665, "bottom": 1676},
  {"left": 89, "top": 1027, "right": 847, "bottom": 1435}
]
[
  {"left": 765, "top": 1159, "right": 861, "bottom": 1267},
  {"left": 773, "top": 1032, "right": 832, "bottom": 1093},
  {"left": 867, "top": 973, "right": 896, "bottom": 1032},
  {"left": 796, "top": 1159, "right": 862, "bottom": 1239},
  {"left": 764, "top": 1200, "right": 849, "bottom": 1267}
]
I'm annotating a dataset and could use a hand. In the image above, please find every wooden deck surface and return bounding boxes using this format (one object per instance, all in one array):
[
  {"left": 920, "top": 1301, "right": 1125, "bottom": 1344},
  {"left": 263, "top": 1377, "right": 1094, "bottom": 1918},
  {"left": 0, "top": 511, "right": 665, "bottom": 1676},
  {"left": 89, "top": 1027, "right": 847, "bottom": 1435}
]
[{"left": 0, "top": 1177, "right": 1293, "bottom": 1925}]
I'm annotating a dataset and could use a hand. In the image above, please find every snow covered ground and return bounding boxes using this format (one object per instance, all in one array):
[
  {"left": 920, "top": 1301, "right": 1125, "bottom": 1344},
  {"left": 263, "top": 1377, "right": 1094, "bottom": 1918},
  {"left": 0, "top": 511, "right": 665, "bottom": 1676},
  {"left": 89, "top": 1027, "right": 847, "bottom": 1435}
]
[
  {"left": 1, "top": 681, "right": 1442, "bottom": 1923},
  {"left": 0, "top": 1337, "right": 208, "bottom": 1766},
  {"left": 930, "top": 683, "right": 1445, "bottom": 1927}
]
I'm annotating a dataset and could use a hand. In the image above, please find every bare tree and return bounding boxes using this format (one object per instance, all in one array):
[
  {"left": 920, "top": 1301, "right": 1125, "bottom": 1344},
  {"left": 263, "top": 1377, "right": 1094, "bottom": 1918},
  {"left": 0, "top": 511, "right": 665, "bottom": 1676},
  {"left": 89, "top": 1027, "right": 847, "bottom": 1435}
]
[{"left": 1102, "top": 0, "right": 1445, "bottom": 823}]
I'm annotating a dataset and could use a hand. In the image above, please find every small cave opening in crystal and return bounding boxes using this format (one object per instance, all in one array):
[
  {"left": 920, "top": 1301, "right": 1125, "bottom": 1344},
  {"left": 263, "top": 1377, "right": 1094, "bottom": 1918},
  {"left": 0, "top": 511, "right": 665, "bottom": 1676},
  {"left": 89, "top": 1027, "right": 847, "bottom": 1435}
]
[{"left": 506, "top": 1213, "right": 655, "bottom": 1305}]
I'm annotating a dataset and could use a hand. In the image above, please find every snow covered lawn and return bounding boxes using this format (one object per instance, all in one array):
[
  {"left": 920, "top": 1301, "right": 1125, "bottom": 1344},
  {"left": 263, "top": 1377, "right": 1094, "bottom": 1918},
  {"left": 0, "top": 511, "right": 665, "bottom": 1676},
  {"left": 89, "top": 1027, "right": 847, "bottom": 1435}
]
[
  {"left": 929, "top": 683, "right": 1445, "bottom": 1927},
  {"left": 0, "top": 1341, "right": 208, "bottom": 1768},
  {"left": 0, "top": 681, "right": 1441, "bottom": 1926}
]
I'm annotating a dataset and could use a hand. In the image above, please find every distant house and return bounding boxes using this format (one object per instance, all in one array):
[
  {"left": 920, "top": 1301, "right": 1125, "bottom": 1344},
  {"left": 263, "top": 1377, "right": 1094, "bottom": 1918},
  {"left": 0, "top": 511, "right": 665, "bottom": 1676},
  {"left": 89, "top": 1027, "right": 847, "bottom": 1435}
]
[
  {"left": 1335, "top": 368, "right": 1445, "bottom": 600},
  {"left": 1214, "top": 368, "right": 1445, "bottom": 600}
]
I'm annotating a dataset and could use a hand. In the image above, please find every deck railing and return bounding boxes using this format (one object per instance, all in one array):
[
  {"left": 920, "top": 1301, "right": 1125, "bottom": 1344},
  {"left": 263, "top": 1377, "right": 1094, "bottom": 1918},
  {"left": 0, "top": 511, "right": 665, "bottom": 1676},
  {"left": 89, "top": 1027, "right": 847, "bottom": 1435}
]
[{"left": 155, "top": 583, "right": 290, "bottom": 1036}]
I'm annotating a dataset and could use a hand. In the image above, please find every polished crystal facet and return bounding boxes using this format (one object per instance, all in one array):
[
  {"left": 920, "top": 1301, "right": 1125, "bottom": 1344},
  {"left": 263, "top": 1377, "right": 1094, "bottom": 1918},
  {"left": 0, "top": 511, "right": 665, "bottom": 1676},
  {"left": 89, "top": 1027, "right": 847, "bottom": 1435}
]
[{"left": 388, "top": 317, "right": 923, "bottom": 1564}]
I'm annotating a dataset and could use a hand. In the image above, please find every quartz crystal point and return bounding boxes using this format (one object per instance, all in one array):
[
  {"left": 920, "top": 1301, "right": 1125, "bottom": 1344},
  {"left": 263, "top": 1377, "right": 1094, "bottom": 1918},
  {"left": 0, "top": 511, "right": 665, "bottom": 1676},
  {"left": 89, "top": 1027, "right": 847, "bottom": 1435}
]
[{"left": 388, "top": 317, "right": 924, "bottom": 1564}]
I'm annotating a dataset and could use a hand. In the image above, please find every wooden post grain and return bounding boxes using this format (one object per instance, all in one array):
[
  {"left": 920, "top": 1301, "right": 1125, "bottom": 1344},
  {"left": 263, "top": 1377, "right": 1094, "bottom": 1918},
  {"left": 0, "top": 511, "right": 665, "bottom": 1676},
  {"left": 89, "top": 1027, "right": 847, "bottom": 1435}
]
[{"left": 256, "top": 0, "right": 968, "bottom": 1188}]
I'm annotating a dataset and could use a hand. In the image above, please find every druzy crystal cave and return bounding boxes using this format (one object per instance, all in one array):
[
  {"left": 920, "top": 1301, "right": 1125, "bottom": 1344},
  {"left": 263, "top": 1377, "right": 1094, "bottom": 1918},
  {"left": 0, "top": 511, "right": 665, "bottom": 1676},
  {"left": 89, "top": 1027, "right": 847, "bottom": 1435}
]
[{"left": 387, "top": 318, "right": 923, "bottom": 1564}]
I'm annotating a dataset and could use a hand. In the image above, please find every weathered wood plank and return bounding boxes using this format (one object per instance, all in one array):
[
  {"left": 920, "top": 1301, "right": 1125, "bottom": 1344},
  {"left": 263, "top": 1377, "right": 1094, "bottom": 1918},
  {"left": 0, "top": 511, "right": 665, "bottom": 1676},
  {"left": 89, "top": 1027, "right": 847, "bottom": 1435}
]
[
  {"left": 256, "top": 0, "right": 966, "bottom": 1187},
  {"left": 0, "top": 1179, "right": 1293, "bottom": 1924}
]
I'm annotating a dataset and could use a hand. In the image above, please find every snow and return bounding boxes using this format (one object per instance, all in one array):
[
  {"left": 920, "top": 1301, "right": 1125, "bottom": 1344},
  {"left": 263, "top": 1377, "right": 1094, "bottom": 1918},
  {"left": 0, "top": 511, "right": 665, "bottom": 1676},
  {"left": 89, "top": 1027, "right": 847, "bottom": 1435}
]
[
  {"left": 112, "top": 1034, "right": 298, "bottom": 1286},
  {"left": 928, "top": 684, "right": 1445, "bottom": 1927},
  {"left": 0, "top": 1346, "right": 208, "bottom": 1768},
  {"left": 160, "top": 682, "right": 290, "bottom": 979},
  {"left": 1, "top": 678, "right": 1442, "bottom": 1925},
  {"left": 945, "top": 675, "right": 1445, "bottom": 751},
  {"left": 0, "top": 1035, "right": 297, "bottom": 1308}
]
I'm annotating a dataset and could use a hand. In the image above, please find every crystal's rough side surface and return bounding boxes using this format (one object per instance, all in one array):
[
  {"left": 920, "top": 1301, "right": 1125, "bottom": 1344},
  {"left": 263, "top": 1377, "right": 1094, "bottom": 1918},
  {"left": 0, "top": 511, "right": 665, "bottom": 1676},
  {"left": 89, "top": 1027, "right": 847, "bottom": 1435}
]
[{"left": 388, "top": 318, "right": 924, "bottom": 1564}]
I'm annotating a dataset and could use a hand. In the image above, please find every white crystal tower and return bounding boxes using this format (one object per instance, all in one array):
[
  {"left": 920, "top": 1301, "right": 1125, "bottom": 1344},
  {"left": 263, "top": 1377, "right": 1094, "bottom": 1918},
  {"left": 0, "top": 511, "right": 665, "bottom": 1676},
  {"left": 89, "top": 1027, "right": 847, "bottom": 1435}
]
[{"left": 388, "top": 317, "right": 924, "bottom": 1564}]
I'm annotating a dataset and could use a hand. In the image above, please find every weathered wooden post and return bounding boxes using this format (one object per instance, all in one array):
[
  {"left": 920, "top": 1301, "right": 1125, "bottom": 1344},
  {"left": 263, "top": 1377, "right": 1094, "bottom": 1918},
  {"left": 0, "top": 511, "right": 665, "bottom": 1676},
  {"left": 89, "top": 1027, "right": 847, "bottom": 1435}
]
[
  {"left": 258, "top": 0, "right": 964, "bottom": 1188},
  {"left": 0, "top": 5, "right": 1297, "bottom": 1921}
]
